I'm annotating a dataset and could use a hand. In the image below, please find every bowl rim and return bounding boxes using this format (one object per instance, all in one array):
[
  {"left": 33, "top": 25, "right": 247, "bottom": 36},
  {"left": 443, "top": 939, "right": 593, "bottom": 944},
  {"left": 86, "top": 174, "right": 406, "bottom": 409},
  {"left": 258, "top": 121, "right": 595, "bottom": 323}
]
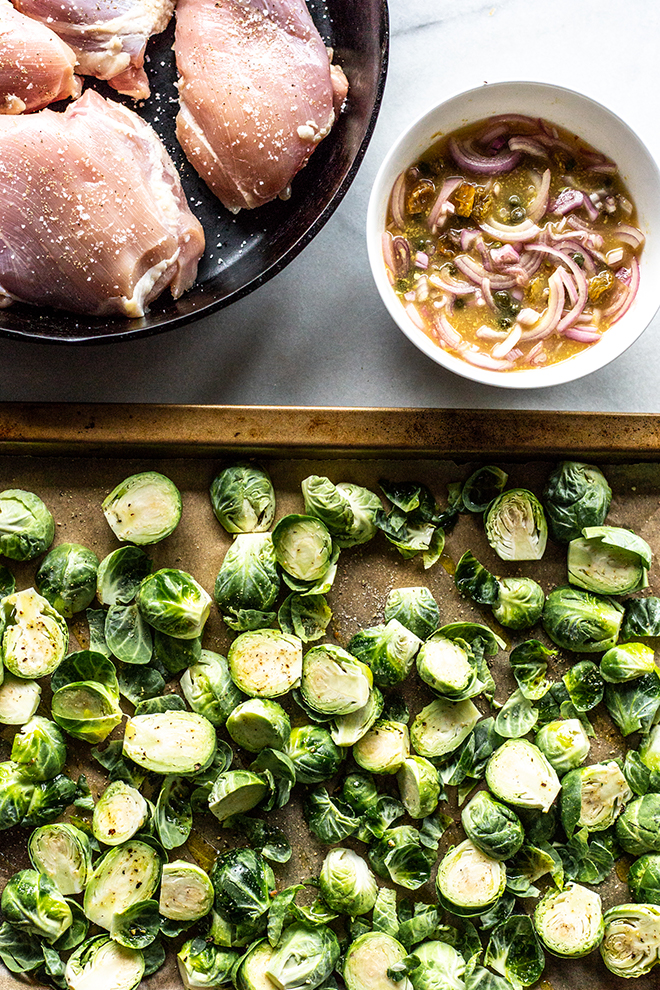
[{"left": 367, "top": 79, "right": 660, "bottom": 389}]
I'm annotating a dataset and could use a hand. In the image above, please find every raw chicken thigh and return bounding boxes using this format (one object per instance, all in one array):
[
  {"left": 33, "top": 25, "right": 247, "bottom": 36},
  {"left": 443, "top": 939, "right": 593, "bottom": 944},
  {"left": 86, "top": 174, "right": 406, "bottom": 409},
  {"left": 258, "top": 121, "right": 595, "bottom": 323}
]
[
  {"left": 13, "top": 0, "right": 175, "bottom": 100},
  {"left": 0, "top": 89, "right": 205, "bottom": 317},
  {"left": 0, "top": 0, "right": 80, "bottom": 112},
  {"left": 175, "top": 0, "right": 349, "bottom": 212}
]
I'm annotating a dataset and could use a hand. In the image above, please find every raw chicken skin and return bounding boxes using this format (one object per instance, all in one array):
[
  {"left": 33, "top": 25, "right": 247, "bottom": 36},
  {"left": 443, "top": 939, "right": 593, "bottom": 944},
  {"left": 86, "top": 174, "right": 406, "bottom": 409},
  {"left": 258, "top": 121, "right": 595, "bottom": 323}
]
[
  {"left": 13, "top": 0, "right": 175, "bottom": 99},
  {"left": 0, "top": 0, "right": 80, "bottom": 112},
  {"left": 175, "top": 0, "right": 349, "bottom": 211},
  {"left": 0, "top": 89, "right": 205, "bottom": 317}
]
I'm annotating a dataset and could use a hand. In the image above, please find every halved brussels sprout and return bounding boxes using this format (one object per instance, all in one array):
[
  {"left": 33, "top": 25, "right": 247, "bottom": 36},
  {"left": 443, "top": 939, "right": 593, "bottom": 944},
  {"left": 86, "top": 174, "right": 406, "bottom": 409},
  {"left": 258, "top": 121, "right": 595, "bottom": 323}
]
[
  {"left": 410, "top": 698, "right": 480, "bottom": 759},
  {"left": 396, "top": 756, "right": 441, "bottom": 819},
  {"left": 137, "top": 568, "right": 211, "bottom": 639},
  {"left": 542, "top": 585, "right": 624, "bottom": 653},
  {"left": 407, "top": 940, "right": 465, "bottom": 990},
  {"left": 266, "top": 922, "right": 340, "bottom": 990},
  {"left": 484, "top": 489, "right": 548, "bottom": 561},
  {"left": 1, "top": 588, "right": 68, "bottom": 677},
  {"left": 180, "top": 649, "right": 244, "bottom": 726},
  {"left": 568, "top": 526, "right": 651, "bottom": 595},
  {"left": 272, "top": 514, "right": 333, "bottom": 582},
  {"left": 123, "top": 712, "right": 217, "bottom": 775},
  {"left": 234, "top": 939, "right": 276, "bottom": 990},
  {"left": 416, "top": 635, "right": 481, "bottom": 700},
  {"left": 52, "top": 649, "right": 120, "bottom": 700},
  {"left": 601, "top": 643, "right": 656, "bottom": 683},
  {"left": 319, "top": 848, "right": 377, "bottom": 916},
  {"left": 97, "top": 546, "right": 153, "bottom": 606},
  {"left": 300, "top": 644, "right": 372, "bottom": 716},
  {"left": 160, "top": 861, "right": 214, "bottom": 921},
  {"left": 0, "top": 673, "right": 41, "bottom": 725},
  {"left": 331, "top": 687, "right": 384, "bottom": 747},
  {"left": 208, "top": 770, "right": 269, "bottom": 823},
  {"left": 353, "top": 719, "right": 410, "bottom": 775},
  {"left": 344, "top": 932, "right": 411, "bottom": 990},
  {"left": 226, "top": 698, "right": 290, "bottom": 753},
  {"left": 214, "top": 532, "right": 280, "bottom": 616},
  {"left": 1, "top": 867, "right": 72, "bottom": 944},
  {"left": 486, "top": 739, "right": 561, "bottom": 813},
  {"left": 461, "top": 790, "right": 525, "bottom": 861},
  {"left": 287, "top": 725, "right": 342, "bottom": 783},
  {"left": 228, "top": 629, "right": 303, "bottom": 698},
  {"left": 384, "top": 586, "right": 440, "bottom": 640},
  {"left": 35, "top": 542, "right": 99, "bottom": 617},
  {"left": 534, "top": 719, "right": 590, "bottom": 776},
  {"left": 10, "top": 716, "right": 66, "bottom": 780},
  {"left": 600, "top": 903, "right": 660, "bottom": 978},
  {"left": 210, "top": 848, "right": 273, "bottom": 924},
  {"left": 543, "top": 461, "right": 612, "bottom": 543},
  {"left": 561, "top": 760, "right": 632, "bottom": 837},
  {"left": 28, "top": 822, "right": 93, "bottom": 895},
  {"left": 616, "top": 794, "right": 660, "bottom": 856},
  {"left": 492, "top": 577, "right": 545, "bottom": 630},
  {"left": 436, "top": 839, "right": 506, "bottom": 917},
  {"left": 640, "top": 724, "right": 660, "bottom": 773},
  {"left": 534, "top": 882, "right": 604, "bottom": 957},
  {"left": 83, "top": 838, "right": 163, "bottom": 931},
  {"left": 454, "top": 550, "right": 499, "bottom": 605},
  {"left": 302, "top": 476, "right": 381, "bottom": 548},
  {"left": 103, "top": 471, "right": 182, "bottom": 545},
  {"left": 0, "top": 489, "right": 55, "bottom": 561},
  {"left": 209, "top": 463, "right": 276, "bottom": 534},
  {"left": 348, "top": 620, "right": 421, "bottom": 689},
  {"left": 92, "top": 780, "right": 151, "bottom": 846},
  {"left": 462, "top": 465, "right": 509, "bottom": 513},
  {"left": 177, "top": 938, "right": 238, "bottom": 989},
  {"left": 51, "top": 681, "right": 122, "bottom": 744},
  {"left": 66, "top": 935, "right": 144, "bottom": 990},
  {"left": 628, "top": 853, "right": 660, "bottom": 905}
]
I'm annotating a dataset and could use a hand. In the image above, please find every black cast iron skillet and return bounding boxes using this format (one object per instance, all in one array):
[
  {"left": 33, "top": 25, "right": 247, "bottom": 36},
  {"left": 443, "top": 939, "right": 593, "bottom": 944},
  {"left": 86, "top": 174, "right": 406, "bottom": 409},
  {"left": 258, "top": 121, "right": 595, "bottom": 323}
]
[{"left": 0, "top": 0, "right": 389, "bottom": 344}]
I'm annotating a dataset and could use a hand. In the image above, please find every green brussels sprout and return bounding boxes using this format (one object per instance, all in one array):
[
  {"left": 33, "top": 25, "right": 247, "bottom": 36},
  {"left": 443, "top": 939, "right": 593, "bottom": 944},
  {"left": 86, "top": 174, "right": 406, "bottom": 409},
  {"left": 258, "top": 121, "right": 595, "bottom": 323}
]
[
  {"left": 277, "top": 592, "right": 331, "bottom": 643},
  {"left": 563, "top": 660, "right": 604, "bottom": 713},
  {"left": 605, "top": 671, "right": 660, "bottom": 736},
  {"left": 348, "top": 619, "right": 421, "bottom": 689},
  {"left": 534, "top": 881, "right": 604, "bottom": 957},
  {"left": 300, "top": 643, "right": 372, "bottom": 716},
  {"left": 534, "top": 719, "right": 590, "bottom": 775},
  {"left": 102, "top": 471, "right": 182, "bottom": 545},
  {"left": 410, "top": 698, "right": 480, "bottom": 759},
  {"left": 228, "top": 629, "right": 303, "bottom": 698},
  {"left": 406, "top": 940, "right": 465, "bottom": 990},
  {"left": 92, "top": 780, "right": 151, "bottom": 846},
  {"left": 415, "top": 635, "right": 481, "bottom": 700},
  {"left": 301, "top": 476, "right": 381, "bottom": 548},
  {"left": 52, "top": 681, "right": 122, "bottom": 744},
  {"left": 303, "top": 785, "right": 359, "bottom": 844},
  {"left": 83, "top": 838, "right": 163, "bottom": 931},
  {"left": 265, "top": 922, "right": 340, "bottom": 990},
  {"left": 10, "top": 716, "right": 66, "bottom": 780},
  {"left": 484, "top": 489, "right": 548, "bottom": 561},
  {"left": 1, "top": 868, "right": 72, "bottom": 943},
  {"left": 210, "top": 848, "right": 273, "bottom": 925},
  {"left": 462, "top": 464, "right": 509, "bottom": 513},
  {"left": 181, "top": 650, "right": 244, "bottom": 726},
  {"left": 628, "top": 853, "right": 660, "bottom": 905},
  {"left": 123, "top": 712, "right": 217, "bottom": 775},
  {"left": 640, "top": 724, "right": 660, "bottom": 772},
  {"left": 562, "top": 760, "right": 633, "bottom": 837},
  {"left": 344, "top": 932, "right": 410, "bottom": 990},
  {"left": 492, "top": 577, "right": 545, "bottom": 630},
  {"left": 353, "top": 719, "right": 410, "bottom": 774},
  {"left": 319, "top": 848, "right": 377, "bottom": 916},
  {"left": 542, "top": 585, "right": 624, "bottom": 653},
  {"left": 209, "top": 463, "right": 276, "bottom": 534},
  {"left": 436, "top": 839, "right": 506, "bottom": 917},
  {"left": 601, "top": 643, "right": 656, "bottom": 683},
  {"left": 486, "top": 739, "right": 561, "bottom": 813},
  {"left": 153, "top": 628, "right": 202, "bottom": 675},
  {"left": 35, "top": 542, "right": 99, "bottom": 617},
  {"left": 0, "top": 489, "right": 54, "bottom": 561},
  {"left": 543, "top": 461, "right": 612, "bottom": 543},
  {"left": 208, "top": 770, "right": 269, "bottom": 823},
  {"left": 622, "top": 597, "right": 660, "bottom": 640},
  {"left": 96, "top": 546, "right": 153, "bottom": 606},
  {"left": 0, "top": 760, "right": 33, "bottom": 828},
  {"left": 214, "top": 532, "right": 280, "bottom": 614},
  {"left": 21, "top": 773, "right": 76, "bottom": 829},
  {"left": 568, "top": 525, "right": 651, "bottom": 595},
  {"left": 104, "top": 602, "right": 153, "bottom": 665},
  {"left": 137, "top": 568, "right": 211, "bottom": 640},
  {"left": 330, "top": 686, "right": 384, "bottom": 747},
  {"left": 342, "top": 773, "right": 378, "bottom": 813},
  {"left": 454, "top": 550, "right": 499, "bottom": 604},
  {"left": 369, "top": 824, "right": 435, "bottom": 890},
  {"left": 616, "top": 794, "right": 660, "bottom": 855},
  {"left": 600, "top": 903, "right": 660, "bottom": 978},
  {"left": 272, "top": 514, "right": 333, "bottom": 582},
  {"left": 384, "top": 586, "right": 440, "bottom": 640},
  {"left": 396, "top": 756, "right": 441, "bottom": 819},
  {"left": 28, "top": 822, "right": 93, "bottom": 895},
  {"left": 226, "top": 698, "right": 290, "bottom": 753},
  {"left": 0, "top": 564, "right": 15, "bottom": 599},
  {"left": 461, "top": 790, "right": 525, "bottom": 861},
  {"left": 1, "top": 588, "right": 68, "bottom": 677},
  {"left": 233, "top": 939, "right": 277, "bottom": 990},
  {"left": 286, "top": 725, "right": 342, "bottom": 783},
  {"left": 484, "top": 915, "right": 546, "bottom": 988},
  {"left": 0, "top": 673, "right": 41, "bottom": 725},
  {"left": 177, "top": 938, "right": 239, "bottom": 989},
  {"left": 65, "top": 935, "right": 144, "bottom": 990},
  {"left": 160, "top": 861, "right": 214, "bottom": 921},
  {"left": 52, "top": 649, "right": 120, "bottom": 700}
]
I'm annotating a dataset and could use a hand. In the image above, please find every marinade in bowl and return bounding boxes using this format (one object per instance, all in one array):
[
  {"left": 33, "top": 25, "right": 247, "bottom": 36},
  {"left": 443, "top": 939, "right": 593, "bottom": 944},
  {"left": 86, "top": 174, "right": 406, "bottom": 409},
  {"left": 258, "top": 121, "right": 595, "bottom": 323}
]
[{"left": 382, "top": 114, "right": 645, "bottom": 374}]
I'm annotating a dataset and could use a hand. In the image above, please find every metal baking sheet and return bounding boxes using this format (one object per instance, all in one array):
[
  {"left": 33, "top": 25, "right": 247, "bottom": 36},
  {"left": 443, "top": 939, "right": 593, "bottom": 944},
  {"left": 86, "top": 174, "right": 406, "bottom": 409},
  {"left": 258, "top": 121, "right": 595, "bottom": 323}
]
[{"left": 0, "top": 405, "right": 659, "bottom": 990}]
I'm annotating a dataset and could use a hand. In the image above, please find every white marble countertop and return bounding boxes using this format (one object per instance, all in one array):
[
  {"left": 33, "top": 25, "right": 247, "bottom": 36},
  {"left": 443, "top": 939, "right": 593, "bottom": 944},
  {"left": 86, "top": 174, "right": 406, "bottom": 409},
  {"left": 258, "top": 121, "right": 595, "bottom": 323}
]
[{"left": 2, "top": 0, "right": 660, "bottom": 411}]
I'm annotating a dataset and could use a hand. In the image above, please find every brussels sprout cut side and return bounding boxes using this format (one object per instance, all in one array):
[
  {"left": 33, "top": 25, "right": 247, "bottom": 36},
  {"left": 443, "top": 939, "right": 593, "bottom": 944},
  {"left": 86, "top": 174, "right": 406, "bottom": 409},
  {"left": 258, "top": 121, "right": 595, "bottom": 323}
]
[
  {"left": 92, "top": 780, "right": 151, "bottom": 846},
  {"left": 123, "top": 712, "right": 217, "bottom": 775},
  {"left": 486, "top": 739, "right": 561, "bottom": 812},
  {"left": 66, "top": 935, "right": 145, "bottom": 990},
  {"left": 301, "top": 644, "right": 372, "bottom": 716},
  {"left": 83, "top": 839, "right": 163, "bottom": 931},
  {"left": 600, "top": 903, "right": 660, "bottom": 978},
  {"left": 436, "top": 839, "right": 506, "bottom": 916},
  {"left": 568, "top": 526, "right": 651, "bottom": 595},
  {"left": 28, "top": 822, "right": 93, "bottom": 895},
  {"left": 228, "top": 629, "right": 303, "bottom": 698},
  {"left": 1, "top": 588, "right": 68, "bottom": 678},
  {"left": 344, "top": 932, "right": 411, "bottom": 990},
  {"left": 103, "top": 471, "right": 182, "bottom": 545},
  {"left": 160, "top": 861, "right": 214, "bottom": 921},
  {"left": 484, "top": 488, "right": 548, "bottom": 561},
  {"left": 534, "top": 882, "right": 604, "bottom": 957}
]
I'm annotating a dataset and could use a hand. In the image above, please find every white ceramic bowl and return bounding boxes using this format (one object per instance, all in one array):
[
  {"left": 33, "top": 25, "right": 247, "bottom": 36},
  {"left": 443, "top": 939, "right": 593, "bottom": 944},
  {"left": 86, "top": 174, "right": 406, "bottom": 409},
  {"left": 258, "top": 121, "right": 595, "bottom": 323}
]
[{"left": 367, "top": 81, "right": 660, "bottom": 389}]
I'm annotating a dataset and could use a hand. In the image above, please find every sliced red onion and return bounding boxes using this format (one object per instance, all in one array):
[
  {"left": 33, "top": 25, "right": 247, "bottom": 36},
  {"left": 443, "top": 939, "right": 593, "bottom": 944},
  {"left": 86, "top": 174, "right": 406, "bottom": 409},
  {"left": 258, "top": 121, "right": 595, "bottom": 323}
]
[
  {"left": 382, "top": 231, "right": 395, "bottom": 272},
  {"left": 391, "top": 236, "right": 411, "bottom": 277},
  {"left": 427, "top": 176, "right": 463, "bottom": 230},
  {"left": 480, "top": 218, "right": 542, "bottom": 243},
  {"left": 519, "top": 268, "right": 566, "bottom": 341},
  {"left": 550, "top": 188, "right": 588, "bottom": 215},
  {"left": 563, "top": 327, "right": 601, "bottom": 343},
  {"left": 429, "top": 273, "right": 475, "bottom": 295},
  {"left": 492, "top": 325, "right": 522, "bottom": 359},
  {"left": 481, "top": 277, "right": 495, "bottom": 311},
  {"left": 404, "top": 302, "right": 427, "bottom": 331},
  {"left": 454, "top": 255, "right": 517, "bottom": 288},
  {"left": 476, "top": 325, "right": 509, "bottom": 340},
  {"left": 460, "top": 228, "right": 480, "bottom": 251},
  {"left": 434, "top": 312, "right": 463, "bottom": 348},
  {"left": 479, "top": 115, "right": 539, "bottom": 144},
  {"left": 461, "top": 349, "right": 517, "bottom": 370},
  {"left": 508, "top": 136, "right": 549, "bottom": 158},
  {"left": 602, "top": 257, "right": 640, "bottom": 321},
  {"left": 526, "top": 243, "right": 588, "bottom": 331},
  {"left": 528, "top": 341, "right": 546, "bottom": 362},
  {"left": 390, "top": 171, "right": 407, "bottom": 229},
  {"left": 614, "top": 224, "right": 646, "bottom": 250},
  {"left": 449, "top": 136, "right": 521, "bottom": 175},
  {"left": 490, "top": 244, "right": 520, "bottom": 267},
  {"left": 557, "top": 266, "right": 579, "bottom": 306},
  {"left": 606, "top": 248, "right": 624, "bottom": 267},
  {"left": 527, "top": 169, "right": 551, "bottom": 222},
  {"left": 579, "top": 149, "right": 618, "bottom": 174},
  {"left": 416, "top": 251, "right": 429, "bottom": 269}
]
